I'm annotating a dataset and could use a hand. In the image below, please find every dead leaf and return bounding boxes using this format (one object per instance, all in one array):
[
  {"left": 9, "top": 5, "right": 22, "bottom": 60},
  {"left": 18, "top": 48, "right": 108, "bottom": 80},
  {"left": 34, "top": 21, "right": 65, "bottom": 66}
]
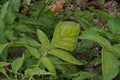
[
  {"left": 48, "top": 0, "right": 65, "bottom": 13},
  {"left": 20, "top": 0, "right": 29, "bottom": 14}
]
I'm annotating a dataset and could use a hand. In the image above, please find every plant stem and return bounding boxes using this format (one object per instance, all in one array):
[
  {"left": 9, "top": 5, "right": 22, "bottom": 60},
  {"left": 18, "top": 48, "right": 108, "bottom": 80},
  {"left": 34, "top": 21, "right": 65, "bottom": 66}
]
[
  {"left": 29, "top": 75, "right": 33, "bottom": 80},
  {"left": 5, "top": 74, "right": 11, "bottom": 80},
  {"left": 15, "top": 74, "right": 18, "bottom": 80}
]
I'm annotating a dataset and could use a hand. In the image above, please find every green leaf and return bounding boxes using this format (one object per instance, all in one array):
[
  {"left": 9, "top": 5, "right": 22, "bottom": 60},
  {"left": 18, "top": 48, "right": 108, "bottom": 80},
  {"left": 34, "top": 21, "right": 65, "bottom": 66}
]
[
  {"left": 108, "top": 18, "right": 120, "bottom": 34},
  {"left": 102, "top": 48, "right": 120, "bottom": 80},
  {"left": 37, "top": 29, "right": 49, "bottom": 50},
  {"left": 5, "top": 30, "right": 14, "bottom": 41},
  {"left": 75, "top": 10, "right": 94, "bottom": 29},
  {"left": 25, "top": 67, "right": 54, "bottom": 76},
  {"left": 24, "top": 0, "right": 31, "bottom": 5},
  {"left": 71, "top": 72, "right": 95, "bottom": 80},
  {"left": 0, "top": 43, "right": 8, "bottom": 55},
  {"left": 30, "top": 1, "right": 44, "bottom": 17},
  {"left": 0, "top": 1, "right": 9, "bottom": 20},
  {"left": 0, "top": 68, "right": 10, "bottom": 79},
  {"left": 99, "top": 0, "right": 105, "bottom": 4},
  {"left": 41, "top": 57, "right": 56, "bottom": 74},
  {"left": 0, "top": 29, "right": 7, "bottom": 44},
  {"left": 9, "top": 37, "right": 41, "bottom": 47},
  {"left": 79, "top": 29, "right": 111, "bottom": 47},
  {"left": 13, "top": 22, "right": 35, "bottom": 33},
  {"left": 91, "top": 27, "right": 113, "bottom": 39},
  {"left": 106, "top": 45, "right": 120, "bottom": 58},
  {"left": 51, "top": 21, "right": 80, "bottom": 51},
  {"left": 0, "top": 62, "right": 10, "bottom": 67},
  {"left": 105, "top": 44, "right": 120, "bottom": 58},
  {"left": 0, "top": 1, "right": 9, "bottom": 30},
  {"left": 38, "top": 15, "right": 56, "bottom": 27},
  {"left": 91, "top": 9, "right": 111, "bottom": 21},
  {"left": 48, "top": 48, "right": 83, "bottom": 65},
  {"left": 10, "top": 0, "right": 21, "bottom": 12},
  {"left": 11, "top": 55, "right": 24, "bottom": 74},
  {"left": 0, "top": 68, "right": 6, "bottom": 75},
  {"left": 65, "top": 9, "right": 72, "bottom": 18},
  {"left": 16, "top": 13, "right": 44, "bottom": 25},
  {"left": 25, "top": 46, "right": 40, "bottom": 59},
  {"left": 5, "top": 5, "right": 16, "bottom": 25}
]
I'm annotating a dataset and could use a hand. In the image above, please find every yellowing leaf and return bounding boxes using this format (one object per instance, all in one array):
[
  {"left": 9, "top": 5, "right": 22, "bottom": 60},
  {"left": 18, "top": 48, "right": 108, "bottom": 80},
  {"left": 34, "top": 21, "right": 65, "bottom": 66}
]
[{"left": 51, "top": 21, "right": 80, "bottom": 51}]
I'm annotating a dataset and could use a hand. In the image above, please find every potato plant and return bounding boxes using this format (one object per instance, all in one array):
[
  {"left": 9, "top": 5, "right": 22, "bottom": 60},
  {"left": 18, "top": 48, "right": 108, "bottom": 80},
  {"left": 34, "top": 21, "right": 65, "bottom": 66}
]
[{"left": 0, "top": 0, "right": 120, "bottom": 80}]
